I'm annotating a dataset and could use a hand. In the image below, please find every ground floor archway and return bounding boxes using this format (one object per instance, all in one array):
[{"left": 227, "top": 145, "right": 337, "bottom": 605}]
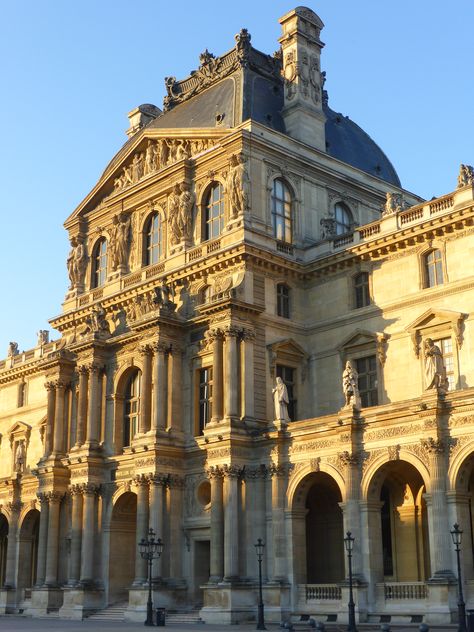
[
  {"left": 17, "top": 509, "right": 39, "bottom": 594},
  {"left": 108, "top": 492, "right": 137, "bottom": 604},
  {"left": 0, "top": 514, "right": 8, "bottom": 587}
]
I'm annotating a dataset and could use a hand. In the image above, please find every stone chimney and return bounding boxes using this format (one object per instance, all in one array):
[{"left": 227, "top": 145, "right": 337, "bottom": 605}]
[
  {"left": 278, "top": 7, "right": 326, "bottom": 151},
  {"left": 126, "top": 103, "right": 162, "bottom": 138}
]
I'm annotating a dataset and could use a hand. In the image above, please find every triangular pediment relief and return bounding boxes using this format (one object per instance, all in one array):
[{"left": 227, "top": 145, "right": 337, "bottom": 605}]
[
  {"left": 268, "top": 338, "right": 309, "bottom": 378},
  {"left": 8, "top": 421, "right": 31, "bottom": 447},
  {"left": 337, "top": 329, "right": 389, "bottom": 366},
  {"left": 65, "top": 130, "right": 228, "bottom": 227},
  {"left": 406, "top": 308, "right": 467, "bottom": 357}
]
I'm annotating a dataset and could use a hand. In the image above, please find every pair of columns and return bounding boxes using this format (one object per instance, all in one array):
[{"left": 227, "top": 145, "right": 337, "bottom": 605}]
[
  {"left": 207, "top": 464, "right": 268, "bottom": 583},
  {"left": 35, "top": 491, "right": 65, "bottom": 587},
  {"left": 74, "top": 364, "right": 103, "bottom": 449},
  {"left": 138, "top": 342, "right": 182, "bottom": 434},
  {"left": 68, "top": 484, "right": 100, "bottom": 586},
  {"left": 133, "top": 474, "right": 184, "bottom": 585},
  {"left": 208, "top": 326, "right": 255, "bottom": 422}
]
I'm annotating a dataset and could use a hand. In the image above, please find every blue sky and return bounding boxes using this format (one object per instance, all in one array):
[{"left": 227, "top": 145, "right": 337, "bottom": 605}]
[{"left": 0, "top": 1, "right": 473, "bottom": 355}]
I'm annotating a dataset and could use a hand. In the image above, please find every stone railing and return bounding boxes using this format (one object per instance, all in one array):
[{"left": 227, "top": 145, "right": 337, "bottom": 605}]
[
  {"left": 304, "top": 584, "right": 342, "bottom": 601},
  {"left": 380, "top": 582, "right": 428, "bottom": 600}
]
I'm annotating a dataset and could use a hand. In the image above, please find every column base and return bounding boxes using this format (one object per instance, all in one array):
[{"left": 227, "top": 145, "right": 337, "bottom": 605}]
[
  {"left": 0, "top": 588, "right": 18, "bottom": 614},
  {"left": 201, "top": 581, "right": 291, "bottom": 625},
  {"left": 59, "top": 586, "right": 105, "bottom": 620},
  {"left": 337, "top": 583, "right": 368, "bottom": 624},
  {"left": 125, "top": 583, "right": 188, "bottom": 622},
  {"left": 425, "top": 579, "right": 458, "bottom": 624},
  {"left": 27, "top": 587, "right": 64, "bottom": 617}
]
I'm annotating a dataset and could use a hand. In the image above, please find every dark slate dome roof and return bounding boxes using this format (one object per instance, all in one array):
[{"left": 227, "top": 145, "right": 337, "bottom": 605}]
[{"left": 323, "top": 102, "right": 400, "bottom": 187}]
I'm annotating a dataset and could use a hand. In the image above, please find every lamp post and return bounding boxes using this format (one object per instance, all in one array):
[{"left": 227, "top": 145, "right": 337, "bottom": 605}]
[
  {"left": 344, "top": 531, "right": 357, "bottom": 632},
  {"left": 451, "top": 523, "right": 467, "bottom": 632},
  {"left": 255, "top": 539, "right": 266, "bottom": 630},
  {"left": 139, "top": 528, "right": 164, "bottom": 627}
]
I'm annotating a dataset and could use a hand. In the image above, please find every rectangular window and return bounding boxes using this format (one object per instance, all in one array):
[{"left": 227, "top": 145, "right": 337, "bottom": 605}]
[
  {"left": 276, "top": 365, "right": 296, "bottom": 421},
  {"left": 354, "top": 272, "right": 370, "bottom": 308},
  {"left": 433, "top": 337, "right": 455, "bottom": 391},
  {"left": 198, "top": 367, "right": 213, "bottom": 434},
  {"left": 276, "top": 284, "right": 290, "bottom": 318},
  {"left": 356, "top": 355, "right": 378, "bottom": 407}
]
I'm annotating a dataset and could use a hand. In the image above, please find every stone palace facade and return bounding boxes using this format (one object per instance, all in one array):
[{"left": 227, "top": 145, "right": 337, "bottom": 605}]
[{"left": 1, "top": 6, "right": 474, "bottom": 625}]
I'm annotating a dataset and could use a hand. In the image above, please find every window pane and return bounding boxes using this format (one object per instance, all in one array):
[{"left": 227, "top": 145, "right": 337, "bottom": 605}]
[
  {"left": 205, "top": 184, "right": 224, "bottom": 241},
  {"left": 272, "top": 179, "right": 292, "bottom": 243},
  {"left": 356, "top": 356, "right": 378, "bottom": 407}
]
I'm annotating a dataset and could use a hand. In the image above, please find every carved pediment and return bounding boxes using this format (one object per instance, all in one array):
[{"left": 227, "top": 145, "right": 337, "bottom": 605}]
[
  {"left": 338, "top": 329, "right": 389, "bottom": 366},
  {"left": 406, "top": 308, "right": 467, "bottom": 357},
  {"left": 268, "top": 338, "right": 309, "bottom": 378},
  {"left": 8, "top": 421, "right": 31, "bottom": 448}
]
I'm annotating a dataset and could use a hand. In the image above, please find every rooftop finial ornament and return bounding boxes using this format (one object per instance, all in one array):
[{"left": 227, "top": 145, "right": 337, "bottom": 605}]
[{"left": 457, "top": 163, "right": 474, "bottom": 188}]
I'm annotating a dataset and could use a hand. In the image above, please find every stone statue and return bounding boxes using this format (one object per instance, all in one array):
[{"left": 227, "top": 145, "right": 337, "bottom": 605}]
[
  {"left": 37, "top": 330, "right": 49, "bottom": 346},
  {"left": 457, "top": 164, "right": 474, "bottom": 188},
  {"left": 168, "top": 183, "right": 182, "bottom": 246},
  {"left": 154, "top": 282, "right": 176, "bottom": 312},
  {"left": 144, "top": 140, "right": 157, "bottom": 175},
  {"left": 382, "top": 192, "right": 403, "bottom": 216},
  {"left": 110, "top": 213, "right": 131, "bottom": 271},
  {"left": 178, "top": 182, "right": 195, "bottom": 241},
  {"left": 67, "top": 236, "right": 87, "bottom": 289},
  {"left": 342, "top": 361, "right": 361, "bottom": 408},
  {"left": 320, "top": 217, "right": 336, "bottom": 239},
  {"left": 424, "top": 338, "right": 447, "bottom": 391},
  {"left": 14, "top": 440, "right": 26, "bottom": 473},
  {"left": 7, "top": 342, "right": 19, "bottom": 357},
  {"left": 228, "top": 154, "right": 250, "bottom": 218},
  {"left": 272, "top": 377, "right": 290, "bottom": 422},
  {"left": 88, "top": 303, "right": 110, "bottom": 335},
  {"left": 131, "top": 152, "right": 144, "bottom": 183}
]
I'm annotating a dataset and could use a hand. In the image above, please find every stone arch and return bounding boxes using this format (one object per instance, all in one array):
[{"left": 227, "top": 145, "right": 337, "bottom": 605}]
[
  {"left": 448, "top": 441, "right": 474, "bottom": 492},
  {"left": 197, "top": 178, "right": 227, "bottom": 243},
  {"left": 108, "top": 490, "right": 137, "bottom": 604},
  {"left": 290, "top": 469, "right": 345, "bottom": 587},
  {"left": 17, "top": 508, "right": 39, "bottom": 594},
  {"left": 0, "top": 513, "right": 8, "bottom": 586},
  {"left": 113, "top": 364, "right": 143, "bottom": 453},
  {"left": 448, "top": 444, "right": 474, "bottom": 581},
  {"left": 288, "top": 462, "right": 346, "bottom": 508}
]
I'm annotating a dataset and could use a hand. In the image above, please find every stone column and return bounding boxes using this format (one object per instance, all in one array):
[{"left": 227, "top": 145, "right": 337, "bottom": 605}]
[
  {"left": 44, "top": 382, "right": 56, "bottom": 457},
  {"left": 45, "top": 492, "right": 63, "bottom": 586},
  {"left": 4, "top": 501, "right": 21, "bottom": 588},
  {"left": 52, "top": 380, "right": 66, "bottom": 455},
  {"left": 35, "top": 494, "right": 49, "bottom": 587},
  {"left": 75, "top": 366, "right": 89, "bottom": 448},
  {"left": 149, "top": 476, "right": 165, "bottom": 578},
  {"left": 422, "top": 438, "right": 454, "bottom": 579},
  {"left": 224, "top": 327, "right": 240, "bottom": 419},
  {"left": 139, "top": 345, "right": 153, "bottom": 434},
  {"left": 152, "top": 343, "right": 168, "bottom": 432},
  {"left": 339, "top": 451, "right": 363, "bottom": 578},
  {"left": 168, "top": 346, "right": 183, "bottom": 432},
  {"left": 169, "top": 476, "right": 184, "bottom": 581},
  {"left": 241, "top": 329, "right": 255, "bottom": 419},
  {"left": 210, "top": 329, "right": 224, "bottom": 423},
  {"left": 208, "top": 467, "right": 224, "bottom": 582},
  {"left": 69, "top": 486, "right": 83, "bottom": 586},
  {"left": 80, "top": 484, "right": 98, "bottom": 585},
  {"left": 360, "top": 500, "right": 384, "bottom": 607},
  {"left": 134, "top": 477, "right": 149, "bottom": 585},
  {"left": 245, "top": 465, "right": 267, "bottom": 580},
  {"left": 86, "top": 364, "right": 101, "bottom": 448},
  {"left": 270, "top": 464, "right": 289, "bottom": 581},
  {"left": 223, "top": 465, "right": 241, "bottom": 581}
]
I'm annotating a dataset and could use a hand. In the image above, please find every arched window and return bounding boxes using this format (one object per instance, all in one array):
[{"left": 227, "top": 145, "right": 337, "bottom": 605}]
[
  {"left": 334, "top": 203, "right": 352, "bottom": 235},
  {"left": 424, "top": 249, "right": 444, "bottom": 287},
  {"left": 272, "top": 178, "right": 292, "bottom": 243},
  {"left": 204, "top": 183, "right": 225, "bottom": 241},
  {"left": 144, "top": 212, "right": 162, "bottom": 266},
  {"left": 123, "top": 371, "right": 141, "bottom": 448},
  {"left": 354, "top": 272, "right": 370, "bottom": 308},
  {"left": 91, "top": 238, "right": 107, "bottom": 288},
  {"left": 276, "top": 283, "right": 290, "bottom": 318}
]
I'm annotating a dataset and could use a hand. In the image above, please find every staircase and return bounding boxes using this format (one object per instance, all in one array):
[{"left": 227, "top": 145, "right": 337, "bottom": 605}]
[
  {"left": 165, "top": 609, "right": 204, "bottom": 624},
  {"left": 87, "top": 602, "right": 127, "bottom": 621}
]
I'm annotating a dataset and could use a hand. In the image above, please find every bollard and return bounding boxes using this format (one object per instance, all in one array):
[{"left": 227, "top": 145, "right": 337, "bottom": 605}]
[
  {"left": 419, "top": 624, "right": 429, "bottom": 632},
  {"left": 308, "top": 618, "right": 316, "bottom": 629},
  {"left": 380, "top": 624, "right": 391, "bottom": 632}
]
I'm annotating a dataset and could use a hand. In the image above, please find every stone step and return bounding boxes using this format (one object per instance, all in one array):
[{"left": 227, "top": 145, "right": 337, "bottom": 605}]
[
  {"left": 87, "top": 602, "right": 127, "bottom": 621},
  {"left": 166, "top": 610, "right": 203, "bottom": 624}
]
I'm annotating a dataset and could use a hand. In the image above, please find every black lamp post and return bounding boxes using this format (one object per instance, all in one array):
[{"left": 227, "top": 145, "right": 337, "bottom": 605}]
[
  {"left": 255, "top": 539, "right": 266, "bottom": 630},
  {"left": 344, "top": 531, "right": 357, "bottom": 632},
  {"left": 451, "top": 523, "right": 467, "bottom": 632},
  {"left": 139, "top": 528, "right": 164, "bottom": 627}
]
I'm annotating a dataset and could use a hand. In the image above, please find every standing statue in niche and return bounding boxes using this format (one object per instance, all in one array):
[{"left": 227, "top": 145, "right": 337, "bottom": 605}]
[
  {"left": 67, "top": 236, "right": 87, "bottom": 289},
  {"left": 168, "top": 183, "right": 182, "bottom": 246},
  {"left": 228, "top": 154, "right": 250, "bottom": 218},
  {"left": 272, "top": 377, "right": 290, "bottom": 422},
  {"left": 110, "top": 213, "right": 131, "bottom": 271},
  {"left": 424, "top": 338, "right": 447, "bottom": 391},
  {"left": 342, "top": 360, "right": 361, "bottom": 409},
  {"left": 14, "top": 440, "right": 26, "bottom": 473},
  {"left": 178, "top": 182, "right": 195, "bottom": 241}
]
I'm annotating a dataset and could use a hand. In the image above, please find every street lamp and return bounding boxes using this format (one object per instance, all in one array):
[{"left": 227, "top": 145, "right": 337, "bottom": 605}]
[
  {"left": 255, "top": 538, "right": 266, "bottom": 630},
  {"left": 451, "top": 523, "right": 467, "bottom": 632},
  {"left": 343, "top": 531, "right": 357, "bottom": 632},
  {"left": 139, "top": 528, "right": 164, "bottom": 627}
]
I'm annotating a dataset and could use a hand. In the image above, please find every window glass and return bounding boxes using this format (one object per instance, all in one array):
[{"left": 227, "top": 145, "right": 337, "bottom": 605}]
[
  {"left": 272, "top": 179, "right": 292, "bottom": 243},
  {"left": 425, "top": 250, "right": 443, "bottom": 287},
  {"left": 354, "top": 272, "right": 370, "bottom": 308},
  {"left": 356, "top": 355, "right": 378, "bottom": 407},
  {"left": 334, "top": 203, "right": 352, "bottom": 235},
  {"left": 276, "top": 283, "right": 290, "bottom": 318},
  {"left": 198, "top": 367, "right": 213, "bottom": 433},
  {"left": 276, "top": 365, "right": 296, "bottom": 420},
  {"left": 123, "top": 371, "right": 141, "bottom": 447},
  {"left": 92, "top": 238, "right": 107, "bottom": 288},
  {"left": 205, "top": 183, "right": 225, "bottom": 241},
  {"left": 145, "top": 213, "right": 162, "bottom": 265}
]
